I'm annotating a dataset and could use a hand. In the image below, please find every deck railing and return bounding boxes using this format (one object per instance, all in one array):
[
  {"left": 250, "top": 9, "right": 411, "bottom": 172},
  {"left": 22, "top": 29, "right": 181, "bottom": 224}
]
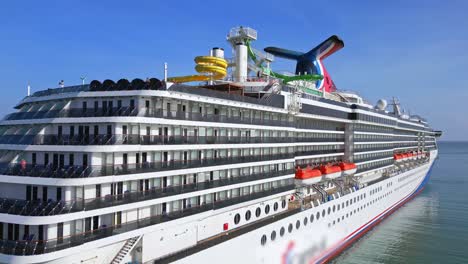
[
  {"left": 0, "top": 169, "right": 294, "bottom": 216},
  {"left": 0, "top": 184, "right": 294, "bottom": 256}
]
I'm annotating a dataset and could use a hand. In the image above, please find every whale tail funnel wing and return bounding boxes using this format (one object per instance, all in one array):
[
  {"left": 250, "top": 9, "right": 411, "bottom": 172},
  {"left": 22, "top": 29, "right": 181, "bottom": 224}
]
[{"left": 264, "top": 35, "right": 344, "bottom": 92}]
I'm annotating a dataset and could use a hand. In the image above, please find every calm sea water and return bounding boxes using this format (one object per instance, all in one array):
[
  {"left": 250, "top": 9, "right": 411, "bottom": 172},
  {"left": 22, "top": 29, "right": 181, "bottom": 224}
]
[{"left": 332, "top": 142, "right": 468, "bottom": 264}]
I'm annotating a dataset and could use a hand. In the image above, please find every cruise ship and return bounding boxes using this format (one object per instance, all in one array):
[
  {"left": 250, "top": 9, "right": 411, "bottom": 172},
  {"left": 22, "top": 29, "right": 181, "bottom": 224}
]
[{"left": 0, "top": 27, "right": 441, "bottom": 264}]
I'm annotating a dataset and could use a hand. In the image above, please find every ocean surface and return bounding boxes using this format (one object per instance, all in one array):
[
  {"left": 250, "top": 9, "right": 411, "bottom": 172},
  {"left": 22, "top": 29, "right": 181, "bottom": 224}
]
[{"left": 332, "top": 141, "right": 468, "bottom": 264}]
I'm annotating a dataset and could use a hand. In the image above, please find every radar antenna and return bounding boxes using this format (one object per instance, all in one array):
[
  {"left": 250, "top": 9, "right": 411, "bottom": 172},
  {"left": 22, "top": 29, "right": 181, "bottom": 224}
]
[{"left": 391, "top": 97, "right": 402, "bottom": 116}]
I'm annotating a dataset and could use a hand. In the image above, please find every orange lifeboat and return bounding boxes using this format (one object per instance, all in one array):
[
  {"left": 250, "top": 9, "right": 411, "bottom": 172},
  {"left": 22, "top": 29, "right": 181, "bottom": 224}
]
[
  {"left": 394, "top": 154, "right": 402, "bottom": 162},
  {"left": 401, "top": 153, "right": 409, "bottom": 161},
  {"left": 294, "top": 165, "right": 322, "bottom": 185},
  {"left": 339, "top": 162, "right": 357, "bottom": 176},
  {"left": 319, "top": 164, "right": 342, "bottom": 179}
]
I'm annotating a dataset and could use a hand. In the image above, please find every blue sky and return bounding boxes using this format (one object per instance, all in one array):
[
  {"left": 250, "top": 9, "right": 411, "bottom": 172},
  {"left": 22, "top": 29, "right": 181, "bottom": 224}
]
[{"left": 0, "top": 0, "right": 467, "bottom": 140}]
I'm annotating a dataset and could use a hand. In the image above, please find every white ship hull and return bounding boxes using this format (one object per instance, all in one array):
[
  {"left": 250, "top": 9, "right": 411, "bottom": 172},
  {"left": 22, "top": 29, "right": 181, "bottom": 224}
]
[
  {"left": 1, "top": 151, "right": 436, "bottom": 264},
  {"left": 171, "top": 150, "right": 437, "bottom": 264}
]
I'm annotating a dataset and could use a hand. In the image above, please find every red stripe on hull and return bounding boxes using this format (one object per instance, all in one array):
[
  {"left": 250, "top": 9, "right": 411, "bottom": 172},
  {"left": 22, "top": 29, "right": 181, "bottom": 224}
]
[{"left": 318, "top": 186, "right": 426, "bottom": 264}]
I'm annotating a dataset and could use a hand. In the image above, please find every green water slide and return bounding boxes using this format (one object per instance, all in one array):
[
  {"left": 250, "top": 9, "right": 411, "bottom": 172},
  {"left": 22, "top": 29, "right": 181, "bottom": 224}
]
[{"left": 245, "top": 40, "right": 323, "bottom": 84}]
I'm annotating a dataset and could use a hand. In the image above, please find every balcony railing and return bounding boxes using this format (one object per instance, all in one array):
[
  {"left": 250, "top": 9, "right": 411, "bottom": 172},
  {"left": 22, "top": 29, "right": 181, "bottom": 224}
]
[
  {"left": 0, "top": 153, "right": 295, "bottom": 179},
  {"left": 356, "top": 160, "right": 395, "bottom": 173},
  {"left": 141, "top": 109, "right": 293, "bottom": 127},
  {"left": 353, "top": 155, "right": 393, "bottom": 163},
  {"left": 4, "top": 107, "right": 138, "bottom": 121},
  {"left": 0, "top": 184, "right": 294, "bottom": 256},
  {"left": 295, "top": 149, "right": 344, "bottom": 157},
  {"left": 4, "top": 107, "right": 294, "bottom": 128},
  {"left": 0, "top": 169, "right": 294, "bottom": 216},
  {"left": 0, "top": 134, "right": 345, "bottom": 146},
  {"left": 354, "top": 138, "right": 394, "bottom": 142},
  {"left": 354, "top": 146, "right": 394, "bottom": 152}
]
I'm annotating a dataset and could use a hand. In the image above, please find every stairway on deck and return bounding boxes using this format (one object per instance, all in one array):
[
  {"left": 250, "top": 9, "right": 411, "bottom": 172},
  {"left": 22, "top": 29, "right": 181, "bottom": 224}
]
[{"left": 111, "top": 236, "right": 141, "bottom": 264}]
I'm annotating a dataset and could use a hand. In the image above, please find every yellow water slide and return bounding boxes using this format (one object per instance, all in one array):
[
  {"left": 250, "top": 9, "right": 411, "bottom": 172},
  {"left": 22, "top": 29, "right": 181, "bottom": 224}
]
[{"left": 167, "top": 56, "right": 228, "bottom": 83}]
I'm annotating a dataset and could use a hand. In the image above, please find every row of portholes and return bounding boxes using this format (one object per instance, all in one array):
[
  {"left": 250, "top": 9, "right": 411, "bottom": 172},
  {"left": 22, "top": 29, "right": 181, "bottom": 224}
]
[
  {"left": 260, "top": 191, "right": 367, "bottom": 247},
  {"left": 398, "top": 172, "right": 417, "bottom": 182},
  {"left": 261, "top": 213, "right": 317, "bottom": 246},
  {"left": 235, "top": 199, "right": 287, "bottom": 225},
  {"left": 260, "top": 189, "right": 388, "bottom": 246},
  {"left": 370, "top": 186, "right": 383, "bottom": 196},
  {"left": 395, "top": 176, "right": 420, "bottom": 192},
  {"left": 328, "top": 190, "right": 393, "bottom": 228}
]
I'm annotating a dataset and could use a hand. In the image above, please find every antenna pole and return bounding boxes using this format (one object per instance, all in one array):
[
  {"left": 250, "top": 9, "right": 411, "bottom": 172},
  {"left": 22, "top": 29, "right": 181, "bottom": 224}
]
[
  {"left": 164, "top": 63, "right": 168, "bottom": 82},
  {"left": 27, "top": 81, "right": 31, "bottom": 96}
]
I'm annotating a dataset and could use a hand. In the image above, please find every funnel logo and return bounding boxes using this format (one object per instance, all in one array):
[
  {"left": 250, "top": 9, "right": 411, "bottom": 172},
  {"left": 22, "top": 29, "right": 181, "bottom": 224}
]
[{"left": 282, "top": 241, "right": 295, "bottom": 264}]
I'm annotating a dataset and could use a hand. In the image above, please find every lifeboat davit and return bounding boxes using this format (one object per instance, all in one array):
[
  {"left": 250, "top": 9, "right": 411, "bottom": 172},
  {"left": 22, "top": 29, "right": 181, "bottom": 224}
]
[
  {"left": 294, "top": 166, "right": 322, "bottom": 185},
  {"left": 319, "top": 164, "right": 342, "bottom": 179},
  {"left": 339, "top": 162, "right": 357, "bottom": 176}
]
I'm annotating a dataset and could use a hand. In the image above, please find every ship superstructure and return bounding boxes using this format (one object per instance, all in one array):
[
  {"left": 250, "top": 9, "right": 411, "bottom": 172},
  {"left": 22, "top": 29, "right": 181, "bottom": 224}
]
[{"left": 0, "top": 27, "right": 440, "bottom": 264}]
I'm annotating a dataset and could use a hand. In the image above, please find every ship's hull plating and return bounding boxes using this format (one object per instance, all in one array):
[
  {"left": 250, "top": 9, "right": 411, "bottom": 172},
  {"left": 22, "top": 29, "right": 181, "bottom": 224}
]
[{"left": 171, "top": 151, "right": 437, "bottom": 264}]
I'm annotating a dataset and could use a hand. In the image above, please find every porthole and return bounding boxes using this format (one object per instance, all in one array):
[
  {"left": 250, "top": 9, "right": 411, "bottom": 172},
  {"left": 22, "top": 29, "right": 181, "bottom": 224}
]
[
  {"left": 316, "top": 212, "right": 320, "bottom": 220},
  {"left": 274, "top": 202, "right": 279, "bottom": 211},
  {"left": 245, "top": 210, "right": 251, "bottom": 221},
  {"left": 333, "top": 205, "right": 336, "bottom": 212},
  {"left": 310, "top": 214, "right": 314, "bottom": 223},
  {"left": 328, "top": 207, "right": 331, "bottom": 215},
  {"left": 333, "top": 220, "right": 336, "bottom": 225},
  {"left": 265, "top": 204, "right": 270, "bottom": 215},
  {"left": 337, "top": 218, "right": 340, "bottom": 223},
  {"left": 271, "top": 231, "right": 277, "bottom": 241},
  {"left": 280, "top": 227, "right": 285, "bottom": 237},
  {"left": 256, "top": 207, "right": 261, "bottom": 217},
  {"left": 304, "top": 217, "right": 308, "bottom": 226},
  {"left": 296, "top": 220, "right": 300, "bottom": 229},
  {"left": 342, "top": 202, "right": 345, "bottom": 208},
  {"left": 346, "top": 201, "right": 349, "bottom": 207},
  {"left": 322, "top": 209, "right": 326, "bottom": 217},
  {"left": 234, "top": 213, "right": 240, "bottom": 225},
  {"left": 282, "top": 200, "right": 287, "bottom": 209},
  {"left": 261, "top": 235, "right": 267, "bottom": 246},
  {"left": 354, "top": 197, "right": 357, "bottom": 203},
  {"left": 337, "top": 204, "right": 340, "bottom": 211},
  {"left": 341, "top": 216, "right": 344, "bottom": 221},
  {"left": 288, "top": 223, "right": 293, "bottom": 233}
]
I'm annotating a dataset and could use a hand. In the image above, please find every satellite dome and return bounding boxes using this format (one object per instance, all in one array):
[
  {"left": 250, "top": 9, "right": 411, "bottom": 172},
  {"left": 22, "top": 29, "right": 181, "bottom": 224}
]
[{"left": 375, "top": 99, "right": 387, "bottom": 111}]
